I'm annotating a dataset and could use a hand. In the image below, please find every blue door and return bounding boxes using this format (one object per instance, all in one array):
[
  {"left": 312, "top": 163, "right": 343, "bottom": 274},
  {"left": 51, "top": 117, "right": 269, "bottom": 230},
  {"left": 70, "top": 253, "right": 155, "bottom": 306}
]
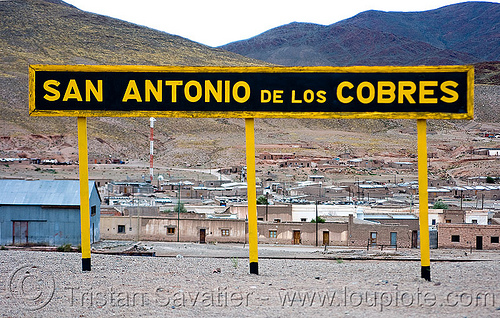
[{"left": 390, "top": 232, "right": 397, "bottom": 246}]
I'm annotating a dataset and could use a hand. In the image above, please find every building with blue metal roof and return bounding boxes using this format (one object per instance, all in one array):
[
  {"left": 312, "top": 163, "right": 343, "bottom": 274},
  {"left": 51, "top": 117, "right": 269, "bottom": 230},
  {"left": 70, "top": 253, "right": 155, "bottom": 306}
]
[{"left": 0, "top": 179, "right": 100, "bottom": 246}]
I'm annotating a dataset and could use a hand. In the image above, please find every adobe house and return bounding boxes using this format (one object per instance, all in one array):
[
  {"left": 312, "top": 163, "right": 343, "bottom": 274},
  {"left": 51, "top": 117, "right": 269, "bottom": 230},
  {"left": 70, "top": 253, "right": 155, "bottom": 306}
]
[
  {"left": 427, "top": 209, "right": 461, "bottom": 227},
  {"left": 107, "top": 181, "right": 154, "bottom": 195},
  {"left": 101, "top": 215, "right": 246, "bottom": 244},
  {"left": 230, "top": 204, "right": 292, "bottom": 221},
  {"left": 0, "top": 179, "right": 100, "bottom": 246},
  {"left": 438, "top": 223, "right": 500, "bottom": 250},
  {"left": 101, "top": 211, "right": 411, "bottom": 248},
  {"left": 344, "top": 214, "right": 411, "bottom": 248},
  {"left": 357, "top": 183, "right": 393, "bottom": 200},
  {"left": 256, "top": 204, "right": 293, "bottom": 222},
  {"left": 257, "top": 221, "right": 348, "bottom": 246},
  {"left": 258, "top": 152, "right": 296, "bottom": 160},
  {"left": 219, "top": 166, "right": 243, "bottom": 175},
  {"left": 441, "top": 209, "right": 466, "bottom": 224},
  {"left": 427, "top": 209, "right": 491, "bottom": 227},
  {"left": 362, "top": 213, "right": 419, "bottom": 248},
  {"left": 277, "top": 158, "right": 313, "bottom": 168},
  {"left": 389, "top": 161, "right": 415, "bottom": 170},
  {"left": 0, "top": 158, "right": 30, "bottom": 165}
]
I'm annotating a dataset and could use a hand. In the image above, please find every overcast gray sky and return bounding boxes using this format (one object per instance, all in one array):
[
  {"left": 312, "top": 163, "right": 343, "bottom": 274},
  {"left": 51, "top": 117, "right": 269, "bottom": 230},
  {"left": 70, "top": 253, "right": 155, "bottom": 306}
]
[{"left": 64, "top": 0, "right": 498, "bottom": 47}]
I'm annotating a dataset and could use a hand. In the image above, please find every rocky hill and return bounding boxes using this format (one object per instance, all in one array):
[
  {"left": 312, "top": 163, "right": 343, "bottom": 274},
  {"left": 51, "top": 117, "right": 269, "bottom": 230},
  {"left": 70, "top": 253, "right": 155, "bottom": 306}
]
[
  {"left": 0, "top": 0, "right": 267, "bottom": 166},
  {"left": 220, "top": 2, "right": 500, "bottom": 67}
]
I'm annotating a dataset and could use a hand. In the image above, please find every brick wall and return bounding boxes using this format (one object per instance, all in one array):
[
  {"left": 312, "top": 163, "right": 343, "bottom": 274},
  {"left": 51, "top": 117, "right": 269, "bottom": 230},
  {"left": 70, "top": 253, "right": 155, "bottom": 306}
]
[
  {"left": 257, "top": 222, "right": 348, "bottom": 246},
  {"left": 348, "top": 215, "right": 412, "bottom": 248},
  {"left": 438, "top": 223, "right": 500, "bottom": 250},
  {"left": 101, "top": 215, "right": 411, "bottom": 248}
]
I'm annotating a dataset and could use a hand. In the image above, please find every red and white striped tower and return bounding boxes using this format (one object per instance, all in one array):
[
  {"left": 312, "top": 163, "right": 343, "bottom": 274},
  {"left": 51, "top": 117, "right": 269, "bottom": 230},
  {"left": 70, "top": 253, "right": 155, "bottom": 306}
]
[{"left": 149, "top": 117, "right": 156, "bottom": 183}]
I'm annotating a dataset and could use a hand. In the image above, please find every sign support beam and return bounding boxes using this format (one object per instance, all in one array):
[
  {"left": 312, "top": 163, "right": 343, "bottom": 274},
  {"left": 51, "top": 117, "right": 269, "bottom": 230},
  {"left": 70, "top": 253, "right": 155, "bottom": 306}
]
[
  {"left": 417, "top": 119, "right": 431, "bottom": 281},
  {"left": 245, "top": 118, "right": 259, "bottom": 274},
  {"left": 29, "top": 65, "right": 473, "bottom": 277},
  {"left": 77, "top": 117, "right": 91, "bottom": 271}
]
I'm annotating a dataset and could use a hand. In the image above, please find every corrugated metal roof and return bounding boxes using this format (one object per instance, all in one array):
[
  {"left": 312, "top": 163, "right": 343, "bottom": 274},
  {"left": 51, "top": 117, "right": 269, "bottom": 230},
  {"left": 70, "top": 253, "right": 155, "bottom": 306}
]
[
  {"left": 392, "top": 214, "right": 418, "bottom": 219},
  {"left": 364, "top": 214, "right": 418, "bottom": 220},
  {"left": 0, "top": 180, "right": 95, "bottom": 206},
  {"left": 428, "top": 187, "right": 450, "bottom": 193},
  {"left": 364, "top": 215, "right": 392, "bottom": 219}
]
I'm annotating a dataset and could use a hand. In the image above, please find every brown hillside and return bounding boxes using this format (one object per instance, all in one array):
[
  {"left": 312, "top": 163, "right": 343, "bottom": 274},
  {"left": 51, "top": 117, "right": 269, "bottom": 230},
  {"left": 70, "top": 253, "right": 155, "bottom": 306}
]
[
  {"left": 0, "top": 0, "right": 268, "bottom": 166},
  {"left": 0, "top": 0, "right": 499, "bottom": 180}
]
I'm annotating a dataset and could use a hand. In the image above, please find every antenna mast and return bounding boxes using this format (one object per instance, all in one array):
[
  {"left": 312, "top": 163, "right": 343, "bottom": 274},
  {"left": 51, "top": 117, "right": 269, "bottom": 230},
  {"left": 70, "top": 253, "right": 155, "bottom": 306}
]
[{"left": 149, "top": 117, "right": 156, "bottom": 183}]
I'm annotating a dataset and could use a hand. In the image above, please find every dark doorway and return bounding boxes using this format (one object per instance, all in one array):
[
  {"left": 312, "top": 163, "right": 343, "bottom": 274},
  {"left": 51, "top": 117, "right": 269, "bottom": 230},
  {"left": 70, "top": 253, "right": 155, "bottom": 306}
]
[
  {"left": 412, "top": 230, "right": 418, "bottom": 248},
  {"left": 323, "top": 231, "right": 329, "bottom": 246},
  {"left": 293, "top": 230, "right": 301, "bottom": 245},
  {"left": 13, "top": 221, "right": 28, "bottom": 245},
  {"left": 476, "top": 236, "right": 483, "bottom": 250},
  {"left": 200, "top": 229, "right": 206, "bottom": 244},
  {"left": 370, "top": 232, "right": 377, "bottom": 247}
]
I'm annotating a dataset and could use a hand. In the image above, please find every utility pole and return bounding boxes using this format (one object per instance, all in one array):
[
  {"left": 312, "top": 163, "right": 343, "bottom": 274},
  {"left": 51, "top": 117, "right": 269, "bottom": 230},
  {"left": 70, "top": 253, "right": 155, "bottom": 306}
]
[
  {"left": 149, "top": 117, "right": 156, "bottom": 183},
  {"left": 315, "top": 200, "right": 319, "bottom": 247},
  {"left": 177, "top": 182, "right": 181, "bottom": 242},
  {"left": 265, "top": 193, "right": 269, "bottom": 222},
  {"left": 461, "top": 190, "right": 463, "bottom": 210}
]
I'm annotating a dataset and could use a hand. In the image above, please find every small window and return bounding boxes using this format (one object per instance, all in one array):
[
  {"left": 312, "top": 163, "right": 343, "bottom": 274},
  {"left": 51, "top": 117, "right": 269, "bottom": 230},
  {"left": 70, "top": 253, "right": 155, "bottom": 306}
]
[
  {"left": 491, "top": 236, "right": 499, "bottom": 244},
  {"left": 167, "top": 227, "right": 175, "bottom": 235},
  {"left": 117, "top": 225, "right": 125, "bottom": 233},
  {"left": 300, "top": 218, "right": 307, "bottom": 222},
  {"left": 471, "top": 219, "right": 478, "bottom": 224},
  {"left": 451, "top": 235, "right": 460, "bottom": 242},
  {"left": 431, "top": 219, "right": 436, "bottom": 225},
  {"left": 221, "top": 229, "right": 230, "bottom": 236},
  {"left": 269, "top": 230, "right": 277, "bottom": 238},
  {"left": 445, "top": 219, "right": 451, "bottom": 223},
  {"left": 273, "top": 219, "right": 281, "bottom": 223},
  {"left": 91, "top": 206, "right": 97, "bottom": 216},
  {"left": 258, "top": 218, "right": 264, "bottom": 221}
]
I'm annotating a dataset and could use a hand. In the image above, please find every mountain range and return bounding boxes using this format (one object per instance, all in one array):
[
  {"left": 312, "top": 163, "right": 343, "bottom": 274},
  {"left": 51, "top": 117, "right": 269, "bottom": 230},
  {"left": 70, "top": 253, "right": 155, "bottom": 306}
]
[
  {"left": 0, "top": 0, "right": 499, "bottom": 171},
  {"left": 220, "top": 1, "right": 500, "bottom": 67}
]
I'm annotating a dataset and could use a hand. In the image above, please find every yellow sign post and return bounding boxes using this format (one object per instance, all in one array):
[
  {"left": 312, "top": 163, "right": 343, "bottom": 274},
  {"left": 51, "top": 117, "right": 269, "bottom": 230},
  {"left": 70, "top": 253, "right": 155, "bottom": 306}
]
[
  {"left": 245, "top": 118, "right": 259, "bottom": 274},
  {"left": 29, "top": 65, "right": 473, "bottom": 277},
  {"left": 77, "top": 117, "right": 91, "bottom": 271},
  {"left": 417, "top": 119, "right": 431, "bottom": 280}
]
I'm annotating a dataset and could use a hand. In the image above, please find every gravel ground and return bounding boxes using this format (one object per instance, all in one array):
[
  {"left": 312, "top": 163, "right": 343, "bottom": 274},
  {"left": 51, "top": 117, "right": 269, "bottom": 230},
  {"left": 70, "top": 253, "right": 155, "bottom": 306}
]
[{"left": 1, "top": 244, "right": 500, "bottom": 317}]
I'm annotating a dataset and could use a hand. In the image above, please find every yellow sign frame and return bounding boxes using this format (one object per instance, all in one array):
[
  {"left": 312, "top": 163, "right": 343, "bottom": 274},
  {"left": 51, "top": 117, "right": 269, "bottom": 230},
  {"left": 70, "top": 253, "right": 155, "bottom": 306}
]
[
  {"left": 29, "top": 64, "right": 474, "bottom": 279},
  {"left": 29, "top": 64, "right": 474, "bottom": 120}
]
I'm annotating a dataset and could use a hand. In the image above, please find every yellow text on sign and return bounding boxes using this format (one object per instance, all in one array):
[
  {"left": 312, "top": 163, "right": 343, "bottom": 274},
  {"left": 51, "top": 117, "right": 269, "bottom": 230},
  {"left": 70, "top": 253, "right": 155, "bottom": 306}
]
[
  {"left": 336, "top": 80, "right": 459, "bottom": 104},
  {"left": 43, "top": 79, "right": 103, "bottom": 102},
  {"left": 121, "top": 80, "right": 251, "bottom": 103},
  {"left": 42, "top": 79, "right": 252, "bottom": 104},
  {"left": 260, "top": 90, "right": 327, "bottom": 104}
]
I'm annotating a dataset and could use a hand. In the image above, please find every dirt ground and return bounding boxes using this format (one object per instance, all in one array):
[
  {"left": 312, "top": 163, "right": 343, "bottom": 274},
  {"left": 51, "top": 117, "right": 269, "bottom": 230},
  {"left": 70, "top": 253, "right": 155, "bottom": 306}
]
[{"left": 1, "top": 243, "right": 500, "bottom": 317}]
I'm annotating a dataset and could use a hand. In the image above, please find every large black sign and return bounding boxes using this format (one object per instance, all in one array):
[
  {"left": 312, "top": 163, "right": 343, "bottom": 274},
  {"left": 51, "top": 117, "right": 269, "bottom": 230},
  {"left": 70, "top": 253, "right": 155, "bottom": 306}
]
[{"left": 29, "top": 65, "right": 474, "bottom": 119}]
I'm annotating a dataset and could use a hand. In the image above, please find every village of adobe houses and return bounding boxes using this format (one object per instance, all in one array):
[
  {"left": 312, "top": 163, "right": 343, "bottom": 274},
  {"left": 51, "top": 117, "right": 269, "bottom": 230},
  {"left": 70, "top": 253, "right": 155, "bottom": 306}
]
[
  {"left": 100, "top": 191, "right": 500, "bottom": 251},
  {"left": 2, "top": 145, "right": 500, "bottom": 251},
  {"left": 96, "top": 150, "right": 500, "bottom": 251}
]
